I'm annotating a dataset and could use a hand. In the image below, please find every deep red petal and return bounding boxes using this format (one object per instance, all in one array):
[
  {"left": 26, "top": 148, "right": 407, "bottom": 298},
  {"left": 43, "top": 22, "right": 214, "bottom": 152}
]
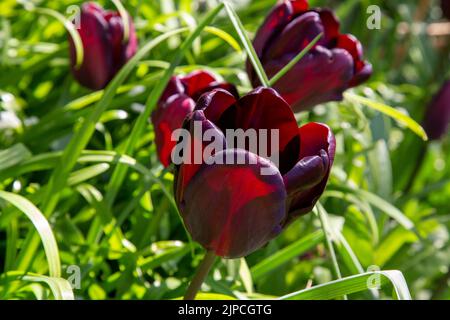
[
  {"left": 174, "top": 110, "right": 227, "bottom": 201},
  {"left": 441, "top": 0, "right": 450, "bottom": 20},
  {"left": 180, "top": 71, "right": 217, "bottom": 97},
  {"left": 265, "top": 11, "right": 325, "bottom": 61},
  {"left": 217, "top": 87, "right": 301, "bottom": 174},
  {"left": 195, "top": 89, "right": 237, "bottom": 124},
  {"left": 252, "top": 1, "right": 297, "bottom": 58},
  {"left": 299, "top": 122, "right": 336, "bottom": 160},
  {"left": 151, "top": 94, "right": 196, "bottom": 167},
  {"left": 69, "top": 3, "right": 112, "bottom": 90},
  {"left": 284, "top": 122, "right": 336, "bottom": 220},
  {"left": 178, "top": 149, "right": 286, "bottom": 258},
  {"left": 317, "top": 8, "right": 340, "bottom": 43},
  {"left": 336, "top": 34, "right": 363, "bottom": 65},
  {"left": 104, "top": 11, "right": 138, "bottom": 74},
  {"left": 349, "top": 61, "right": 373, "bottom": 87},
  {"left": 158, "top": 76, "right": 186, "bottom": 106},
  {"left": 423, "top": 81, "right": 450, "bottom": 141},
  {"left": 191, "top": 82, "right": 239, "bottom": 102},
  {"left": 266, "top": 46, "right": 354, "bottom": 112}
]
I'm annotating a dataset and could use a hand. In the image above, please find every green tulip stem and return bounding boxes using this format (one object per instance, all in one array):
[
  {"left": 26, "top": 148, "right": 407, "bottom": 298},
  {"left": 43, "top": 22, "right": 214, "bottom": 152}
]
[{"left": 184, "top": 250, "right": 217, "bottom": 300}]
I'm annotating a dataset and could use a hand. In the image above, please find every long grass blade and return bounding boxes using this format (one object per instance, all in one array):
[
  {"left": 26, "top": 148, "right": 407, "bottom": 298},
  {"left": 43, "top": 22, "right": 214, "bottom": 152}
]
[
  {"left": 223, "top": 1, "right": 269, "bottom": 87},
  {"left": 344, "top": 92, "right": 428, "bottom": 141},
  {"left": 0, "top": 191, "right": 61, "bottom": 278},
  {"left": 278, "top": 270, "right": 411, "bottom": 300}
]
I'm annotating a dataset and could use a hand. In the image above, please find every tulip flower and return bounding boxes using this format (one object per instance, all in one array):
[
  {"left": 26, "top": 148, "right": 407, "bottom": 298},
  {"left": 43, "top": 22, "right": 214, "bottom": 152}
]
[
  {"left": 247, "top": 0, "right": 372, "bottom": 112},
  {"left": 69, "top": 2, "right": 138, "bottom": 90},
  {"left": 423, "top": 81, "right": 450, "bottom": 141},
  {"left": 174, "top": 87, "right": 335, "bottom": 258},
  {"left": 442, "top": 0, "right": 450, "bottom": 20},
  {"left": 151, "top": 71, "right": 238, "bottom": 167}
]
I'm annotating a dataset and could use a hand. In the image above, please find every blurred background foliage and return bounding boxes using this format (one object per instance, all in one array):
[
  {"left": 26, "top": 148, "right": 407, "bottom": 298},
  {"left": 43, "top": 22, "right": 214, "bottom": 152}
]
[{"left": 0, "top": 0, "right": 449, "bottom": 300}]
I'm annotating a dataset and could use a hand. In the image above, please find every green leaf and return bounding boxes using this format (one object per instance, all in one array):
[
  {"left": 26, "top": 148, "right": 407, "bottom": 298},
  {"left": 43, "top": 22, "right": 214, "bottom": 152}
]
[
  {"left": 344, "top": 92, "right": 428, "bottom": 141},
  {"left": 268, "top": 33, "right": 323, "bottom": 86},
  {"left": 331, "top": 185, "right": 415, "bottom": 232},
  {"left": 67, "top": 163, "right": 110, "bottom": 186},
  {"left": 251, "top": 231, "right": 324, "bottom": 281},
  {"left": 279, "top": 270, "right": 411, "bottom": 300},
  {"left": 223, "top": 0, "right": 269, "bottom": 87},
  {"left": 1, "top": 271, "right": 74, "bottom": 300},
  {"left": 111, "top": 0, "right": 130, "bottom": 43},
  {"left": 104, "top": 3, "right": 225, "bottom": 207},
  {"left": 15, "top": 27, "right": 190, "bottom": 273},
  {"left": 174, "top": 293, "right": 237, "bottom": 300},
  {"left": 138, "top": 245, "right": 190, "bottom": 271},
  {"left": 0, "top": 143, "right": 31, "bottom": 172},
  {"left": 32, "top": 7, "right": 84, "bottom": 68},
  {"left": 0, "top": 191, "right": 61, "bottom": 278},
  {"left": 204, "top": 26, "right": 241, "bottom": 52}
]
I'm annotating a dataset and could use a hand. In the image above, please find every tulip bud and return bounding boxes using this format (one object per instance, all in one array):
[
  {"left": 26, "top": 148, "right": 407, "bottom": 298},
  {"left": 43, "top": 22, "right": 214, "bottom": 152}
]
[
  {"left": 248, "top": 0, "right": 372, "bottom": 112},
  {"left": 423, "top": 81, "right": 450, "bottom": 141},
  {"left": 69, "top": 2, "right": 138, "bottom": 90}
]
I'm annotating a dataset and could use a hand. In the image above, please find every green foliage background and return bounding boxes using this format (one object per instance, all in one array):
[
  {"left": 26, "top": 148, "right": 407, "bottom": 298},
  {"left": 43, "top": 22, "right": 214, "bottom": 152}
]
[{"left": 0, "top": 0, "right": 449, "bottom": 300}]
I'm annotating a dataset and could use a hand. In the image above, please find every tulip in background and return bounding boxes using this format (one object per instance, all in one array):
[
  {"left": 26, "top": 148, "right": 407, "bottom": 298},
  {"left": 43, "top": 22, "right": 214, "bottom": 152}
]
[
  {"left": 174, "top": 87, "right": 335, "bottom": 258},
  {"left": 151, "top": 71, "right": 238, "bottom": 167},
  {"left": 69, "top": 2, "right": 138, "bottom": 90},
  {"left": 442, "top": 0, "right": 450, "bottom": 20},
  {"left": 422, "top": 81, "right": 450, "bottom": 141},
  {"left": 247, "top": 0, "right": 372, "bottom": 112}
]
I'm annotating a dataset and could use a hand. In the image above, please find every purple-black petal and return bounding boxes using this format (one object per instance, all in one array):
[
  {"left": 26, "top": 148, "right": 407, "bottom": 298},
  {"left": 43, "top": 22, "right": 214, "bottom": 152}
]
[{"left": 178, "top": 149, "right": 286, "bottom": 258}]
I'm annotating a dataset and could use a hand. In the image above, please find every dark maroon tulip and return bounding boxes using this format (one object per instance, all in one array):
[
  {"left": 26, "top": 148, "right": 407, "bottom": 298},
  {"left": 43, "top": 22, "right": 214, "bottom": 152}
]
[
  {"left": 442, "top": 0, "right": 450, "bottom": 20},
  {"left": 69, "top": 2, "right": 138, "bottom": 90},
  {"left": 151, "top": 71, "right": 238, "bottom": 167},
  {"left": 174, "top": 87, "right": 335, "bottom": 258},
  {"left": 423, "top": 81, "right": 450, "bottom": 141},
  {"left": 247, "top": 0, "right": 372, "bottom": 112}
]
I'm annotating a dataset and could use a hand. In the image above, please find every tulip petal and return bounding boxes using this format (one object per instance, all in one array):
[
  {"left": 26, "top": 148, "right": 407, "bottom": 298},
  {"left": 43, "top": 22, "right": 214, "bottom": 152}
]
[
  {"left": 195, "top": 89, "right": 237, "bottom": 124},
  {"left": 265, "top": 11, "right": 325, "bottom": 60},
  {"left": 252, "top": 1, "right": 298, "bottom": 57},
  {"left": 299, "top": 122, "right": 336, "bottom": 160},
  {"left": 350, "top": 61, "right": 373, "bottom": 87},
  {"left": 423, "top": 81, "right": 450, "bottom": 140},
  {"left": 151, "top": 94, "right": 195, "bottom": 167},
  {"left": 285, "top": 123, "right": 336, "bottom": 220},
  {"left": 336, "top": 34, "right": 363, "bottom": 65},
  {"left": 283, "top": 153, "right": 328, "bottom": 195},
  {"left": 442, "top": 0, "right": 450, "bottom": 20},
  {"left": 317, "top": 9, "right": 340, "bottom": 43},
  {"left": 178, "top": 149, "right": 286, "bottom": 258},
  {"left": 216, "top": 87, "right": 301, "bottom": 174},
  {"left": 69, "top": 3, "right": 112, "bottom": 90},
  {"left": 266, "top": 46, "right": 354, "bottom": 112},
  {"left": 181, "top": 71, "right": 217, "bottom": 97},
  {"left": 191, "top": 82, "right": 240, "bottom": 102},
  {"left": 174, "top": 110, "right": 227, "bottom": 202},
  {"left": 158, "top": 76, "right": 186, "bottom": 106},
  {"left": 248, "top": 1, "right": 308, "bottom": 85},
  {"left": 104, "top": 11, "right": 138, "bottom": 69}
]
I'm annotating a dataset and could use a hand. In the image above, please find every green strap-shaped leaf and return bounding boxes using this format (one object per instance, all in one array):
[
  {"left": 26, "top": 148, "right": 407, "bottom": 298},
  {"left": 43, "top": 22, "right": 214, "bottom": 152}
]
[
  {"left": 251, "top": 231, "right": 324, "bottom": 281},
  {"left": 279, "top": 270, "right": 412, "bottom": 300},
  {"left": 344, "top": 92, "right": 428, "bottom": 141},
  {"left": 2, "top": 271, "right": 74, "bottom": 300},
  {"left": 0, "top": 191, "right": 61, "bottom": 278}
]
